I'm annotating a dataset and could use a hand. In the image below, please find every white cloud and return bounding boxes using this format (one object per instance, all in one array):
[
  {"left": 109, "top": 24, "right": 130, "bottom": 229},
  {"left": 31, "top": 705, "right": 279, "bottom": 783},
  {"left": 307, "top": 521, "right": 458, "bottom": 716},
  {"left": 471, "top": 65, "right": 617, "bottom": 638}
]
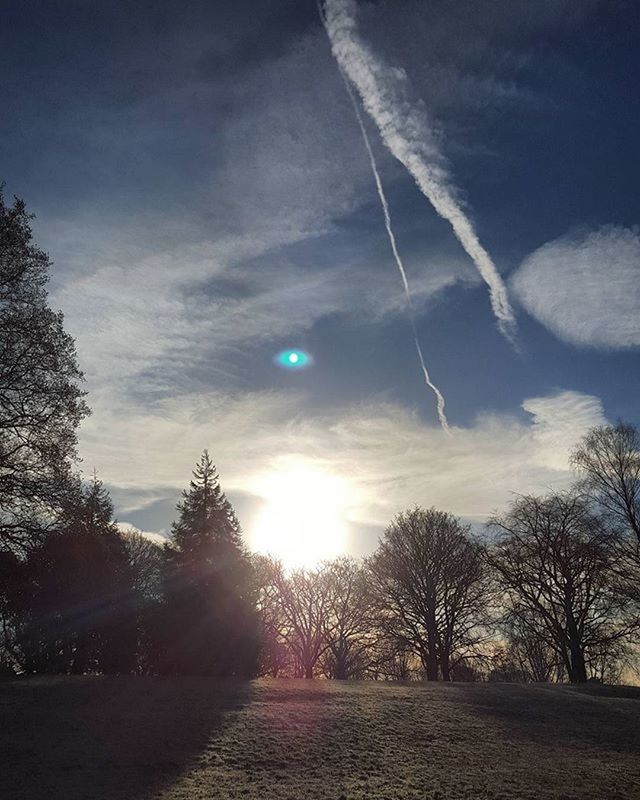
[
  {"left": 117, "top": 522, "right": 169, "bottom": 547},
  {"left": 511, "top": 226, "right": 640, "bottom": 349},
  {"left": 83, "top": 388, "right": 606, "bottom": 556},
  {"left": 49, "top": 231, "right": 473, "bottom": 397}
]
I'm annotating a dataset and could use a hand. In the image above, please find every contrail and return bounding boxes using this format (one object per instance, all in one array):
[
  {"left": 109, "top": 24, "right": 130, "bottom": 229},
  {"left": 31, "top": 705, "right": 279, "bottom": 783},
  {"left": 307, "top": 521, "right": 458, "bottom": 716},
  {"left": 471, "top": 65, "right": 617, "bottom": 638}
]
[
  {"left": 341, "top": 72, "right": 450, "bottom": 432},
  {"left": 320, "top": 0, "right": 517, "bottom": 346}
]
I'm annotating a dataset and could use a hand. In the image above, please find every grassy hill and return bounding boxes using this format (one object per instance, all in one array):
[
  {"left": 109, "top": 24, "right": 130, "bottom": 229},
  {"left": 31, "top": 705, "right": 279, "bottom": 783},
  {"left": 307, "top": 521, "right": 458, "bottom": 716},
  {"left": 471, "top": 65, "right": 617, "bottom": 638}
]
[{"left": 2, "top": 677, "right": 639, "bottom": 799}]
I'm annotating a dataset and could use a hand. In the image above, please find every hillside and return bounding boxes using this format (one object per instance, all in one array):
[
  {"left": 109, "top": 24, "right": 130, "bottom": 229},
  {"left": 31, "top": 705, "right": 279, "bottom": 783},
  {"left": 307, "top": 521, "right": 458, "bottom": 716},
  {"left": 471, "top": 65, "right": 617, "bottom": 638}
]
[{"left": 2, "top": 677, "right": 639, "bottom": 800}]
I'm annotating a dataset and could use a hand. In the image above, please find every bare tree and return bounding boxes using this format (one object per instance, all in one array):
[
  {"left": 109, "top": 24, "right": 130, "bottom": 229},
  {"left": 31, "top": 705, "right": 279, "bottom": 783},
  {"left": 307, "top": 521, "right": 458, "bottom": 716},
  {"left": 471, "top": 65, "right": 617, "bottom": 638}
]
[
  {"left": 273, "top": 565, "right": 330, "bottom": 679},
  {"left": 572, "top": 423, "right": 640, "bottom": 607},
  {"left": 320, "top": 558, "right": 376, "bottom": 679},
  {"left": 252, "top": 555, "right": 292, "bottom": 677},
  {"left": 368, "top": 507, "right": 489, "bottom": 681},
  {"left": 503, "top": 617, "right": 565, "bottom": 683},
  {"left": 487, "top": 492, "right": 632, "bottom": 683}
]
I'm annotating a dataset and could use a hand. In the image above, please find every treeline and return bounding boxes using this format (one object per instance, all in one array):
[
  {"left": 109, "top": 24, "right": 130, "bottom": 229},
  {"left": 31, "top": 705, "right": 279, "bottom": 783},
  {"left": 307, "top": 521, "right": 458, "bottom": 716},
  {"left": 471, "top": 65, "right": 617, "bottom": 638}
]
[
  {"left": 1, "top": 453, "right": 260, "bottom": 677},
  {"left": 256, "top": 443, "right": 640, "bottom": 684},
  {"left": 1, "top": 190, "right": 639, "bottom": 683},
  {"left": 0, "top": 191, "right": 259, "bottom": 677}
]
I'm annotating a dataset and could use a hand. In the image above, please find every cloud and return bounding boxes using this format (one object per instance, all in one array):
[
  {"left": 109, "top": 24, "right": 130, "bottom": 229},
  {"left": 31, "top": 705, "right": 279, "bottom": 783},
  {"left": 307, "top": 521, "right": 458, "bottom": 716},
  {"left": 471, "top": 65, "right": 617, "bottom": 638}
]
[
  {"left": 322, "top": 0, "right": 517, "bottom": 342},
  {"left": 84, "top": 388, "right": 606, "bottom": 556},
  {"left": 49, "top": 227, "right": 473, "bottom": 400},
  {"left": 28, "top": 21, "right": 482, "bottom": 407},
  {"left": 117, "top": 522, "right": 169, "bottom": 547},
  {"left": 511, "top": 226, "right": 640, "bottom": 349}
]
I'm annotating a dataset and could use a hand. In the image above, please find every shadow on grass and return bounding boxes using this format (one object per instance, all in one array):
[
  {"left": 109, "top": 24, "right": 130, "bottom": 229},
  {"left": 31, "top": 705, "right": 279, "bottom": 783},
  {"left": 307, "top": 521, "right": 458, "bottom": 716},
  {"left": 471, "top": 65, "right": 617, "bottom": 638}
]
[
  {"left": 454, "top": 682, "right": 640, "bottom": 754},
  {"left": 1, "top": 675, "right": 251, "bottom": 800}
]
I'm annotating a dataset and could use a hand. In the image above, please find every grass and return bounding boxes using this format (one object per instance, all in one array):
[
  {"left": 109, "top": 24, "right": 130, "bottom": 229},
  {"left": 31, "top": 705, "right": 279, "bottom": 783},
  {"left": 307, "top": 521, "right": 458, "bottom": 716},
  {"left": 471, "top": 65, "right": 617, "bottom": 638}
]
[{"left": 2, "top": 677, "right": 640, "bottom": 799}]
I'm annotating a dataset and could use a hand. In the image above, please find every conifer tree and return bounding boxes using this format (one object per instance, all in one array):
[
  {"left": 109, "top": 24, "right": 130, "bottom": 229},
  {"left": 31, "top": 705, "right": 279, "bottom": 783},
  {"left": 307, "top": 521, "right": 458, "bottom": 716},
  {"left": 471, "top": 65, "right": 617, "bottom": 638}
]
[
  {"left": 157, "top": 451, "right": 260, "bottom": 677},
  {"left": 18, "top": 475, "right": 139, "bottom": 674}
]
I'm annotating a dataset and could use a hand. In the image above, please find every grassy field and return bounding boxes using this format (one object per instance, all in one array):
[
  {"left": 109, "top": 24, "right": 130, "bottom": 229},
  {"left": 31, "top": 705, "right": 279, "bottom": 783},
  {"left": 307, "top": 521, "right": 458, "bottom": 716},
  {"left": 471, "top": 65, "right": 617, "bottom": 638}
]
[{"left": 2, "top": 677, "right": 639, "bottom": 800}]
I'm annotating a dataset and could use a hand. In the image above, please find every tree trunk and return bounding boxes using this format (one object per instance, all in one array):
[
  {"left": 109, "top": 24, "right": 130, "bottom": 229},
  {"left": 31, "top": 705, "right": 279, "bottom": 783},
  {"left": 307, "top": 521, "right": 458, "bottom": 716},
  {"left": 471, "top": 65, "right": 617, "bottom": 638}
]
[
  {"left": 566, "top": 610, "right": 588, "bottom": 683},
  {"left": 569, "top": 641, "right": 587, "bottom": 683},
  {"left": 425, "top": 609, "right": 439, "bottom": 681}
]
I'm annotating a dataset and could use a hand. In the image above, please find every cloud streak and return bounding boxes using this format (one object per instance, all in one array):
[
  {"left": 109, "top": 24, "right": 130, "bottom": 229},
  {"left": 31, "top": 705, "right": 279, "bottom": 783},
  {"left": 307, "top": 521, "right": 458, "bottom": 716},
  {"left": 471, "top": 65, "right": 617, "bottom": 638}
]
[
  {"left": 338, "top": 68, "right": 450, "bottom": 431},
  {"left": 321, "top": 0, "right": 517, "bottom": 343}
]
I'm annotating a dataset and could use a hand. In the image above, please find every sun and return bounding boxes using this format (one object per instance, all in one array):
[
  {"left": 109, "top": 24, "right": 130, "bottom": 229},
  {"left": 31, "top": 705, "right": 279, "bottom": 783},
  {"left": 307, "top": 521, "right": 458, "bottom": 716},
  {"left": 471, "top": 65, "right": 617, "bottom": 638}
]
[{"left": 248, "top": 457, "right": 353, "bottom": 568}]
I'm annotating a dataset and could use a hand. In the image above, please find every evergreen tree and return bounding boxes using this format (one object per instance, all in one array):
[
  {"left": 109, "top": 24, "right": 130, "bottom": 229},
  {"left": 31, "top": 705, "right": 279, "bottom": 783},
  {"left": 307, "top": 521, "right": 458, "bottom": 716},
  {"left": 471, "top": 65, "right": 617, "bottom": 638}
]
[
  {"left": 0, "top": 190, "right": 89, "bottom": 553},
  {"left": 156, "top": 451, "right": 260, "bottom": 677},
  {"left": 171, "top": 451, "right": 244, "bottom": 563},
  {"left": 17, "top": 476, "right": 139, "bottom": 674}
]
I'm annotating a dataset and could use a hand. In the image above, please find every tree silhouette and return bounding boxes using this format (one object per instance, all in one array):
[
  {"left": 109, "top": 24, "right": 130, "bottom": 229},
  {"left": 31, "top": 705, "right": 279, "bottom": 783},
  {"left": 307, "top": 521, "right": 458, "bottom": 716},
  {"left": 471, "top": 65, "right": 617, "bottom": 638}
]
[
  {"left": 155, "top": 451, "right": 260, "bottom": 676},
  {"left": 321, "top": 557, "right": 375, "bottom": 679},
  {"left": 487, "top": 492, "right": 632, "bottom": 683},
  {"left": 572, "top": 422, "right": 640, "bottom": 610},
  {"left": 368, "top": 507, "right": 489, "bottom": 681},
  {"left": 16, "top": 475, "right": 138, "bottom": 674},
  {"left": 0, "top": 190, "right": 88, "bottom": 553},
  {"left": 271, "top": 563, "right": 330, "bottom": 679}
]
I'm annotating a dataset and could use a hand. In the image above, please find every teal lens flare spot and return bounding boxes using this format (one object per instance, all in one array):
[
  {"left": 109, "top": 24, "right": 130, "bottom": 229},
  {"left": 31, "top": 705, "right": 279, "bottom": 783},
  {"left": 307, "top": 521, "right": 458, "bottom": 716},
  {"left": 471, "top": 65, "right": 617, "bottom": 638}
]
[{"left": 275, "top": 349, "right": 313, "bottom": 370}]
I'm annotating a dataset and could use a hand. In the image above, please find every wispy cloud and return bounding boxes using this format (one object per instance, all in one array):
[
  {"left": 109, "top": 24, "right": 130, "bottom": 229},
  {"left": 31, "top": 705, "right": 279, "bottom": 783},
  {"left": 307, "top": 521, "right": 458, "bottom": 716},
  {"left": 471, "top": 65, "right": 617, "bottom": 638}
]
[
  {"left": 82, "top": 387, "right": 606, "bottom": 554},
  {"left": 511, "top": 226, "right": 640, "bottom": 349},
  {"left": 49, "top": 226, "right": 474, "bottom": 399}
]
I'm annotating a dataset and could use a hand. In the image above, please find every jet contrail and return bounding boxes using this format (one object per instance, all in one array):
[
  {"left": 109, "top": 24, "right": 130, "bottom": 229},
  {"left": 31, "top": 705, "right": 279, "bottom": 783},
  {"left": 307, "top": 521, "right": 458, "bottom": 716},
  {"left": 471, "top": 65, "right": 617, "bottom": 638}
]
[
  {"left": 321, "top": 0, "right": 517, "bottom": 345},
  {"left": 340, "top": 71, "right": 450, "bottom": 432}
]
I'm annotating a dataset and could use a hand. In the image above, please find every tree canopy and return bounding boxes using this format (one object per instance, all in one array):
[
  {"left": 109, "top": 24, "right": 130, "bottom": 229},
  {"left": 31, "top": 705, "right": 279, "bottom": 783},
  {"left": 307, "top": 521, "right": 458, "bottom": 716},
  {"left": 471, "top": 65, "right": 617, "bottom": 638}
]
[{"left": 0, "top": 190, "right": 88, "bottom": 553}]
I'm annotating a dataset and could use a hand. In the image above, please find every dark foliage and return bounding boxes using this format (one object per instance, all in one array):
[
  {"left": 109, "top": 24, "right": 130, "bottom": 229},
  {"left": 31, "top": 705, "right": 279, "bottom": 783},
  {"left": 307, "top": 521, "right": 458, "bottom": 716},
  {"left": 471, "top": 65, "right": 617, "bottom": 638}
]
[
  {"left": 151, "top": 451, "right": 260, "bottom": 677},
  {"left": 12, "top": 477, "right": 140, "bottom": 674}
]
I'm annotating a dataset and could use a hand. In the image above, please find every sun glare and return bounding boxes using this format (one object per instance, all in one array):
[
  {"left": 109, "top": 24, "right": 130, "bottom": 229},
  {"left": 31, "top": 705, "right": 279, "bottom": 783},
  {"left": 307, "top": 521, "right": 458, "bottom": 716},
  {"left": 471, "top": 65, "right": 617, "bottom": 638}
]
[{"left": 248, "top": 458, "right": 353, "bottom": 568}]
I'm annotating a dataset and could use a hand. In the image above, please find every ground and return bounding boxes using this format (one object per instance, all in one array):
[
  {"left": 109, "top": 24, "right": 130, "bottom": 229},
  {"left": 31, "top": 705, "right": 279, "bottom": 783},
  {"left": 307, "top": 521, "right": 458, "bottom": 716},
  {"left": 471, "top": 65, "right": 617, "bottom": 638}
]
[{"left": 2, "top": 677, "right": 639, "bottom": 800}]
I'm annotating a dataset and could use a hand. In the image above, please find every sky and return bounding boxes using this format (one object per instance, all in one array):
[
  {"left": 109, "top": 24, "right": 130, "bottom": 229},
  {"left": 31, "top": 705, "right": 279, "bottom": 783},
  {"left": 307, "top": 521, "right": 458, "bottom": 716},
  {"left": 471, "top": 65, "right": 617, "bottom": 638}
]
[{"left": 2, "top": 0, "right": 640, "bottom": 565}]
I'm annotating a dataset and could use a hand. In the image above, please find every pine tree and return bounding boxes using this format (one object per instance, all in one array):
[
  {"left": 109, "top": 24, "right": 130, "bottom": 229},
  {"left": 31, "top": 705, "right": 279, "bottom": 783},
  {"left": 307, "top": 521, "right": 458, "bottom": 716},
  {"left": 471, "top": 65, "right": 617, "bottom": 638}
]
[
  {"left": 157, "top": 451, "right": 260, "bottom": 677},
  {"left": 172, "top": 451, "right": 243, "bottom": 563},
  {"left": 18, "top": 475, "right": 139, "bottom": 674}
]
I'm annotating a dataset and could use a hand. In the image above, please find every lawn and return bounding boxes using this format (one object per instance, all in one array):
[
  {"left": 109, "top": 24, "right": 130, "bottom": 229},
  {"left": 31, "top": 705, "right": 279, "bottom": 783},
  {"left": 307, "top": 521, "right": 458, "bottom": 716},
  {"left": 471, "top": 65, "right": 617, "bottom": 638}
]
[{"left": 2, "top": 677, "right": 639, "bottom": 799}]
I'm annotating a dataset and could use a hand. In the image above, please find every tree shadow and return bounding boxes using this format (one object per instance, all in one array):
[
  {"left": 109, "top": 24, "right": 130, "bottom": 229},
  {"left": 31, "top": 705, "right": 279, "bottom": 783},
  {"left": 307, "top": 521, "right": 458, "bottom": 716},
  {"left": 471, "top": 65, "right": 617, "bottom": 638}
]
[
  {"left": 1, "top": 675, "right": 251, "bottom": 800},
  {"left": 454, "top": 682, "right": 640, "bottom": 754}
]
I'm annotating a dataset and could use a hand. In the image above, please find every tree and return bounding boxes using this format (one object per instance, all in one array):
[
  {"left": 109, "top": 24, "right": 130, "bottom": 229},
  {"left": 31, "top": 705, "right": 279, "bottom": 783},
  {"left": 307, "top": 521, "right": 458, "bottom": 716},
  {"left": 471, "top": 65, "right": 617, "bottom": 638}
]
[
  {"left": 572, "top": 423, "right": 640, "bottom": 607},
  {"left": 0, "top": 190, "right": 89, "bottom": 553},
  {"left": 487, "top": 492, "right": 631, "bottom": 683},
  {"left": 271, "top": 564, "right": 330, "bottom": 679},
  {"left": 155, "top": 451, "right": 260, "bottom": 677},
  {"left": 492, "top": 617, "right": 565, "bottom": 683},
  {"left": 0, "top": 548, "right": 24, "bottom": 673},
  {"left": 121, "top": 529, "right": 163, "bottom": 601},
  {"left": 252, "top": 554, "right": 292, "bottom": 677},
  {"left": 368, "top": 507, "right": 489, "bottom": 681},
  {"left": 321, "top": 558, "right": 376, "bottom": 680},
  {"left": 16, "top": 476, "right": 139, "bottom": 674}
]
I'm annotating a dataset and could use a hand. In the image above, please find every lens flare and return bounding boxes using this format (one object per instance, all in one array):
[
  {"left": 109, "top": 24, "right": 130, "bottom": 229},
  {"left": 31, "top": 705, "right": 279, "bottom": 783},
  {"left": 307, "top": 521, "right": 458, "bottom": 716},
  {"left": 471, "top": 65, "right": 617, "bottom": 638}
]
[{"left": 274, "top": 349, "right": 313, "bottom": 370}]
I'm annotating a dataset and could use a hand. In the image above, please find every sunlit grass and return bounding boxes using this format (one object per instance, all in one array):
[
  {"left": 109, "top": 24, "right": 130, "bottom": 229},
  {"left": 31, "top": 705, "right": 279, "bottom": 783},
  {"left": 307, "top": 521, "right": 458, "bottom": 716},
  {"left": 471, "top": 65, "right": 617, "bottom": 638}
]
[{"left": 3, "top": 677, "right": 639, "bottom": 799}]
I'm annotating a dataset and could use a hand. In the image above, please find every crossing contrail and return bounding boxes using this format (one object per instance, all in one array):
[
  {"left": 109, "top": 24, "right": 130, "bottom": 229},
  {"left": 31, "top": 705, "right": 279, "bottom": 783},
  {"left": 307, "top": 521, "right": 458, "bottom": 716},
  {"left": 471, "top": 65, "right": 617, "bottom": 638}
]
[
  {"left": 321, "top": 0, "right": 518, "bottom": 346},
  {"left": 341, "top": 72, "right": 450, "bottom": 432}
]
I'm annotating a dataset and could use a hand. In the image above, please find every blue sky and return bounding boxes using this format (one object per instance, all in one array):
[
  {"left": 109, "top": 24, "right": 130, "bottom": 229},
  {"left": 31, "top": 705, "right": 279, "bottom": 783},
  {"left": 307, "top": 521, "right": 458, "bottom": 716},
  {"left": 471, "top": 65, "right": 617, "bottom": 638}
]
[{"left": 2, "top": 0, "right": 639, "bottom": 562}]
